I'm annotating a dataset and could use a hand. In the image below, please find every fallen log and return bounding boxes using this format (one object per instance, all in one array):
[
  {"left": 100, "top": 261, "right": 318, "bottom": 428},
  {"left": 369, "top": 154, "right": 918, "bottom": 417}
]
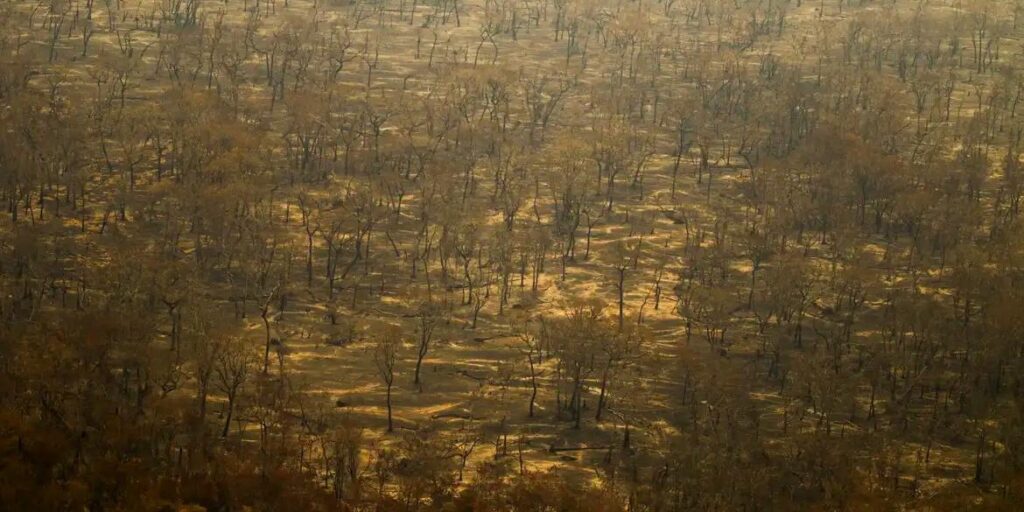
[
  {"left": 431, "top": 412, "right": 477, "bottom": 420},
  {"left": 547, "top": 444, "right": 613, "bottom": 453},
  {"left": 456, "top": 369, "right": 487, "bottom": 382}
]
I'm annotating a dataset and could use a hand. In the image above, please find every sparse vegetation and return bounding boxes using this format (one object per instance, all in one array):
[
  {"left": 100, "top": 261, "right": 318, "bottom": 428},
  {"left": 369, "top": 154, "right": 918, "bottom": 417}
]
[{"left": 2, "top": 0, "right": 1024, "bottom": 510}]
